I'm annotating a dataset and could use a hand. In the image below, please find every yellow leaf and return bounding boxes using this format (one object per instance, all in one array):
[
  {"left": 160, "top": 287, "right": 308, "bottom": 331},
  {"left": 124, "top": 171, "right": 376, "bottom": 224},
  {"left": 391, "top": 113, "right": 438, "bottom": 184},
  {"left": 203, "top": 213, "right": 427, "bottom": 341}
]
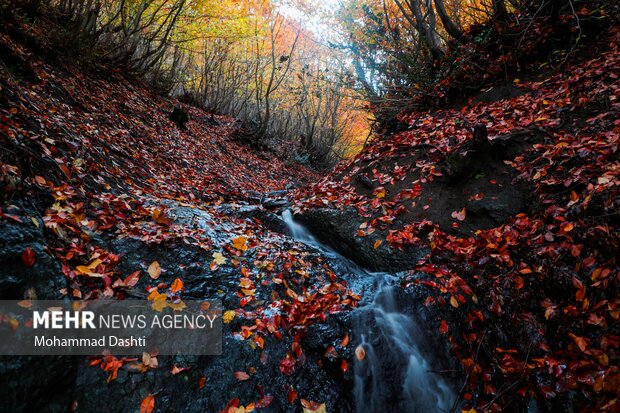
[
  {"left": 223, "top": 310, "right": 236, "bottom": 324},
  {"left": 462, "top": 409, "right": 477, "bottom": 413},
  {"left": 450, "top": 296, "right": 459, "bottom": 308},
  {"left": 232, "top": 236, "right": 248, "bottom": 252},
  {"left": 147, "top": 290, "right": 168, "bottom": 312},
  {"left": 212, "top": 252, "right": 226, "bottom": 265},
  {"left": 75, "top": 259, "right": 103, "bottom": 277},
  {"left": 148, "top": 261, "right": 161, "bottom": 279},
  {"left": 302, "top": 403, "right": 326, "bottom": 413}
]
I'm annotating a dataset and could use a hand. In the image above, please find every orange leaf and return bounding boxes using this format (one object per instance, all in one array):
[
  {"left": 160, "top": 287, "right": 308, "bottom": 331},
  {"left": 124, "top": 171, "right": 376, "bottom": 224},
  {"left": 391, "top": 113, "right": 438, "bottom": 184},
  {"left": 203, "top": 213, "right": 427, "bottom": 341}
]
[
  {"left": 340, "top": 334, "right": 349, "bottom": 347},
  {"left": 171, "top": 278, "right": 184, "bottom": 293},
  {"left": 340, "top": 359, "right": 348, "bottom": 373},
  {"left": 140, "top": 394, "right": 155, "bottom": 413},
  {"left": 373, "top": 240, "right": 382, "bottom": 249},
  {"left": 171, "top": 365, "right": 189, "bottom": 375},
  {"left": 234, "top": 371, "right": 250, "bottom": 381},
  {"left": 232, "top": 236, "right": 248, "bottom": 252},
  {"left": 569, "top": 333, "right": 589, "bottom": 353},
  {"left": 561, "top": 222, "right": 574, "bottom": 233}
]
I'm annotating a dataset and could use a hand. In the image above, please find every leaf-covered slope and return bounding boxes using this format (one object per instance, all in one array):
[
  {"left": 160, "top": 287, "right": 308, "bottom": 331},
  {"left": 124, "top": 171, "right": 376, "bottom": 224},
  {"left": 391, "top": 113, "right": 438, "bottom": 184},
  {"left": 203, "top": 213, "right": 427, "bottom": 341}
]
[
  {"left": 1, "top": 16, "right": 359, "bottom": 413},
  {"left": 294, "top": 28, "right": 620, "bottom": 412}
]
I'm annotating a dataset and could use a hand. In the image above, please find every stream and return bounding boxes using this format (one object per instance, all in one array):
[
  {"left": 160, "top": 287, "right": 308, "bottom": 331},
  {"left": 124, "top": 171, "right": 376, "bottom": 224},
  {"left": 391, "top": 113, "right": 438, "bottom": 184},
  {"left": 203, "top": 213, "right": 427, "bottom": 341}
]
[{"left": 281, "top": 210, "right": 456, "bottom": 412}]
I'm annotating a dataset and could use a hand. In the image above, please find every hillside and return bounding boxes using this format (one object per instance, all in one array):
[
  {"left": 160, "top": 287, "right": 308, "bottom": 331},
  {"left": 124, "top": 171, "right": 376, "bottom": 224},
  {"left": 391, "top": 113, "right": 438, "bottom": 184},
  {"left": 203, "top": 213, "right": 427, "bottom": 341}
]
[{"left": 293, "top": 23, "right": 620, "bottom": 413}]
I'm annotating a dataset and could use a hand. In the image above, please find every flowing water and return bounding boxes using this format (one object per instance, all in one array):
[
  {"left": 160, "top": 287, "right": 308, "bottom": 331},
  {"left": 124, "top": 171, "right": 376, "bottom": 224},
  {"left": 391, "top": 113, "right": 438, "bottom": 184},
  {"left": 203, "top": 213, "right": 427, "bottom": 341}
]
[{"left": 281, "top": 210, "right": 455, "bottom": 412}]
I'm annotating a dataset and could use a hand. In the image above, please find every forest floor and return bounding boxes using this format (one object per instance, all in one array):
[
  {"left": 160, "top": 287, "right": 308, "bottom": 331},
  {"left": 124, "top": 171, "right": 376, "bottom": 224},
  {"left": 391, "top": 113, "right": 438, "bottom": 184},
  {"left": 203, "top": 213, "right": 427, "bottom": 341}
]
[{"left": 1, "top": 9, "right": 619, "bottom": 413}]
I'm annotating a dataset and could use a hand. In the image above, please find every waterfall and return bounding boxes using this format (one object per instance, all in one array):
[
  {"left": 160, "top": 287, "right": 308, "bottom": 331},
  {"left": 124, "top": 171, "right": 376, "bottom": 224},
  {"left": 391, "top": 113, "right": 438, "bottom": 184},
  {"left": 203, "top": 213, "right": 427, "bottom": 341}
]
[{"left": 281, "top": 210, "right": 456, "bottom": 412}]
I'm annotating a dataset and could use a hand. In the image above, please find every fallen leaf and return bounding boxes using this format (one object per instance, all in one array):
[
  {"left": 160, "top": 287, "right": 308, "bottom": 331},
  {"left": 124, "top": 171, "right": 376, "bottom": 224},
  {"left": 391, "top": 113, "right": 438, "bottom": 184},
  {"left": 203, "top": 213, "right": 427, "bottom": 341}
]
[
  {"left": 223, "top": 310, "right": 236, "bottom": 323},
  {"left": 140, "top": 394, "right": 155, "bottom": 413},
  {"left": 232, "top": 236, "right": 248, "bottom": 252},
  {"left": 212, "top": 252, "right": 226, "bottom": 265},
  {"left": 21, "top": 247, "right": 36, "bottom": 268},
  {"left": 439, "top": 320, "right": 449, "bottom": 334},
  {"left": 451, "top": 208, "right": 466, "bottom": 221},
  {"left": 171, "top": 278, "right": 184, "bottom": 293},
  {"left": 355, "top": 345, "right": 366, "bottom": 361},
  {"left": 148, "top": 261, "right": 161, "bottom": 279},
  {"left": 142, "top": 352, "right": 158, "bottom": 369},
  {"left": 234, "top": 371, "right": 250, "bottom": 381},
  {"left": 171, "top": 365, "right": 189, "bottom": 375}
]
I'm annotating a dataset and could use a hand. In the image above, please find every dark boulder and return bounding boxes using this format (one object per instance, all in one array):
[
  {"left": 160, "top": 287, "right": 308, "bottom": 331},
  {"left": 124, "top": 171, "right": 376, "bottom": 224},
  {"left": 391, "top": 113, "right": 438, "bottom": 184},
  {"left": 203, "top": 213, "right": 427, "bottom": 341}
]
[
  {"left": 169, "top": 106, "right": 189, "bottom": 129},
  {"left": 0, "top": 208, "right": 64, "bottom": 299},
  {"left": 296, "top": 208, "right": 429, "bottom": 272}
]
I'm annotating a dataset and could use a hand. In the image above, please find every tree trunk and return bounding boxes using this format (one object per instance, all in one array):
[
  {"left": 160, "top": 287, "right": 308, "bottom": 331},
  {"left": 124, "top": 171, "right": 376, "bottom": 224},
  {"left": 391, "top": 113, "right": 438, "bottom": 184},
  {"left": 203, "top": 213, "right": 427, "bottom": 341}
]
[{"left": 434, "top": 0, "right": 465, "bottom": 40}]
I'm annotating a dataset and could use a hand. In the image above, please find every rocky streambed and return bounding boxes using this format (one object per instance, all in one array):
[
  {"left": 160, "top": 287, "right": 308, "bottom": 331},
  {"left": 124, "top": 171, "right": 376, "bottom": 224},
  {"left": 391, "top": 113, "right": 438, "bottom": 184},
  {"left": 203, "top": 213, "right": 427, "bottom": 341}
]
[{"left": 0, "top": 196, "right": 461, "bottom": 413}]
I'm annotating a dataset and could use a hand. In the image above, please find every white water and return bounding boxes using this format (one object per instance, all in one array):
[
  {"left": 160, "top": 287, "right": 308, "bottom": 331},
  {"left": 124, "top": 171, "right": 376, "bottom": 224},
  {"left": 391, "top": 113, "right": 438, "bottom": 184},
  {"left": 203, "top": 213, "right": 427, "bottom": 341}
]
[{"left": 281, "top": 210, "right": 455, "bottom": 412}]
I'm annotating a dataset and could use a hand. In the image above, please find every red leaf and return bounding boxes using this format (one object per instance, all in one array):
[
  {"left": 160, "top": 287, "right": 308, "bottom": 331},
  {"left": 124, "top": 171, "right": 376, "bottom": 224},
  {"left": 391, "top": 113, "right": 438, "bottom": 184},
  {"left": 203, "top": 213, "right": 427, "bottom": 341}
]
[
  {"left": 124, "top": 271, "right": 140, "bottom": 287},
  {"left": 21, "top": 248, "right": 36, "bottom": 268},
  {"left": 340, "top": 359, "right": 348, "bottom": 373},
  {"left": 287, "top": 388, "right": 298, "bottom": 404},
  {"left": 572, "top": 276, "right": 586, "bottom": 301},
  {"left": 439, "top": 320, "right": 449, "bottom": 334},
  {"left": 279, "top": 355, "right": 296, "bottom": 375}
]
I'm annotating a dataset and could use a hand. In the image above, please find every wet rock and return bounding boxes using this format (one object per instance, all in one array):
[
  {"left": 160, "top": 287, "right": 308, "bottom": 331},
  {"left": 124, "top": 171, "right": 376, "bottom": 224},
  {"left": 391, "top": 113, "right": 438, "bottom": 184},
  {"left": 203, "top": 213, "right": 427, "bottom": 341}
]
[
  {"left": 303, "top": 313, "right": 349, "bottom": 353},
  {"left": 0, "top": 208, "right": 64, "bottom": 300},
  {"left": 296, "top": 208, "right": 428, "bottom": 272},
  {"left": 261, "top": 198, "right": 289, "bottom": 210},
  {"left": 217, "top": 204, "right": 290, "bottom": 235},
  {"left": 356, "top": 174, "right": 374, "bottom": 189},
  {"left": 0, "top": 355, "right": 77, "bottom": 413},
  {"left": 474, "top": 84, "right": 525, "bottom": 103}
]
